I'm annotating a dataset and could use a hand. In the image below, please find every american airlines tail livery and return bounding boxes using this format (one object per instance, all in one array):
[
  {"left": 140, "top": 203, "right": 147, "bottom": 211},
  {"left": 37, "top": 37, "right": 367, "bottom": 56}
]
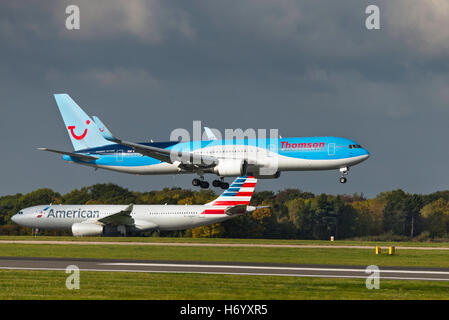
[
  {"left": 39, "top": 94, "right": 370, "bottom": 189},
  {"left": 11, "top": 176, "right": 265, "bottom": 237}
]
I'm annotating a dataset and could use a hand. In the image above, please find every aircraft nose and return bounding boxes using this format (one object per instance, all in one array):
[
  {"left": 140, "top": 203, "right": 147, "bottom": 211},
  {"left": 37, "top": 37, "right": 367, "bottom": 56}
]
[
  {"left": 362, "top": 149, "right": 370, "bottom": 160},
  {"left": 11, "top": 211, "right": 25, "bottom": 225}
]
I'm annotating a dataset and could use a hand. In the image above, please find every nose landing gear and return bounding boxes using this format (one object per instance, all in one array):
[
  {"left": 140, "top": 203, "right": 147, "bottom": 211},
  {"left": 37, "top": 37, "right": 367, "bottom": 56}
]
[{"left": 339, "top": 167, "right": 349, "bottom": 184}]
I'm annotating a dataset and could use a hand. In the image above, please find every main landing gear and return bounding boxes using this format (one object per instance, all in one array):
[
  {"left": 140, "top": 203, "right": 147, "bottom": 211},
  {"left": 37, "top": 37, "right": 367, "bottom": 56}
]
[
  {"left": 339, "top": 167, "right": 349, "bottom": 184},
  {"left": 192, "top": 178, "right": 209, "bottom": 189},
  {"left": 212, "top": 179, "right": 230, "bottom": 190},
  {"left": 192, "top": 177, "right": 229, "bottom": 189}
]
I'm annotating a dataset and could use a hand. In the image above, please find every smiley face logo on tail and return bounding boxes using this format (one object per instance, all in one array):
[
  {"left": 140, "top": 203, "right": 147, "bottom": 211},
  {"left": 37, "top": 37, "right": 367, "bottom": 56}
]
[{"left": 68, "top": 120, "right": 90, "bottom": 140}]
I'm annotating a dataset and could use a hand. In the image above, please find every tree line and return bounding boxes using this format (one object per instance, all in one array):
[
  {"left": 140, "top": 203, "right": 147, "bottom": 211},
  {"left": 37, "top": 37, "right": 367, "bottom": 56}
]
[{"left": 1, "top": 183, "right": 449, "bottom": 240}]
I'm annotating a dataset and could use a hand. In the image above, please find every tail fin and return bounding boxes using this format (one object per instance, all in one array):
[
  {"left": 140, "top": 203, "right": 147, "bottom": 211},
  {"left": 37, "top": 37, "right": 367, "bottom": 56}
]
[
  {"left": 206, "top": 176, "right": 258, "bottom": 206},
  {"left": 54, "top": 94, "right": 110, "bottom": 151}
]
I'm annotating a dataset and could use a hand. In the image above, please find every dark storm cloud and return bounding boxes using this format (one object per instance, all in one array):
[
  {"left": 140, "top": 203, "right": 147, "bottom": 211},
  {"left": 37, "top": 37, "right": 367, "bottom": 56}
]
[{"left": 1, "top": 0, "right": 449, "bottom": 197}]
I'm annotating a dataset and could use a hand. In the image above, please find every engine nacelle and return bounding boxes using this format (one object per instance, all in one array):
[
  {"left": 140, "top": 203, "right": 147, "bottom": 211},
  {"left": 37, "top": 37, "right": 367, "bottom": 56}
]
[
  {"left": 133, "top": 220, "right": 158, "bottom": 231},
  {"left": 251, "top": 171, "right": 281, "bottom": 179},
  {"left": 71, "top": 223, "right": 103, "bottom": 237},
  {"left": 213, "top": 159, "right": 248, "bottom": 177}
]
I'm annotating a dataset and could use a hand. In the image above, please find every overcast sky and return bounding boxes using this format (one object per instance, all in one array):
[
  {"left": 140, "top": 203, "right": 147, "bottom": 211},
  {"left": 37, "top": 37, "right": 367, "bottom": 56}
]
[{"left": 1, "top": 0, "right": 449, "bottom": 197}]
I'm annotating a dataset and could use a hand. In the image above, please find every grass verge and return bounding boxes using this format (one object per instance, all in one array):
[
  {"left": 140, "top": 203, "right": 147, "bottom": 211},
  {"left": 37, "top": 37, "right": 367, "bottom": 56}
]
[
  {"left": 1, "top": 269, "right": 449, "bottom": 300},
  {"left": 1, "top": 243, "right": 449, "bottom": 268}
]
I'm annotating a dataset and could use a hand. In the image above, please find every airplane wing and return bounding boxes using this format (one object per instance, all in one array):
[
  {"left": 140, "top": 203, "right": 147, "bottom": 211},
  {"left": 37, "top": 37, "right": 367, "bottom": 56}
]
[
  {"left": 38, "top": 148, "right": 99, "bottom": 161},
  {"left": 98, "top": 120, "right": 219, "bottom": 170},
  {"left": 97, "top": 204, "right": 134, "bottom": 226}
]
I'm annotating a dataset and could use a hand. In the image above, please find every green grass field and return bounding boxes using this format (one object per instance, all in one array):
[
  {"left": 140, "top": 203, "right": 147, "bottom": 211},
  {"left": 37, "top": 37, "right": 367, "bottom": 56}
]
[
  {"left": 1, "top": 270, "right": 449, "bottom": 300},
  {"left": 2, "top": 235, "right": 449, "bottom": 247},
  {"left": 1, "top": 243, "right": 449, "bottom": 268},
  {"left": 1, "top": 236, "right": 449, "bottom": 299}
]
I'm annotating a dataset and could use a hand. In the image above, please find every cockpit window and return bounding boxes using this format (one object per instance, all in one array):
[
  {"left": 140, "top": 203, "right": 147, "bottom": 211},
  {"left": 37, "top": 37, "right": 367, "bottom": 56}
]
[
  {"left": 349, "top": 144, "right": 362, "bottom": 149},
  {"left": 18, "top": 211, "right": 23, "bottom": 215}
]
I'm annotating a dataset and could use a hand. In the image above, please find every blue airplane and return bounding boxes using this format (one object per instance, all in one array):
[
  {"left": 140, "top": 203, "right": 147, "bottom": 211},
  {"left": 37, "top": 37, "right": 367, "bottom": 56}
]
[{"left": 39, "top": 94, "right": 370, "bottom": 189}]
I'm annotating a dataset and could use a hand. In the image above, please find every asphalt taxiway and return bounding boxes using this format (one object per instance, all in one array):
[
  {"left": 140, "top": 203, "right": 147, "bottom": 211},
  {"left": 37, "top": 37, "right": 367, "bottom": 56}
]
[{"left": 1, "top": 256, "right": 449, "bottom": 281}]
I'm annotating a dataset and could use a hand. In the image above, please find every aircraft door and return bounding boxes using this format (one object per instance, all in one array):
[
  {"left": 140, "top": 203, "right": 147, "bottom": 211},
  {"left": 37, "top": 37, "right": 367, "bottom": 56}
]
[
  {"left": 116, "top": 149, "right": 123, "bottom": 162},
  {"left": 328, "top": 143, "right": 335, "bottom": 156}
]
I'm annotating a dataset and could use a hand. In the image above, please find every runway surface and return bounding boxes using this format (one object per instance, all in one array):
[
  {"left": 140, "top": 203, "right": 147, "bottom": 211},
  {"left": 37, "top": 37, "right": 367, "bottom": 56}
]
[
  {"left": 1, "top": 240, "right": 449, "bottom": 250},
  {"left": 1, "top": 256, "right": 449, "bottom": 281}
]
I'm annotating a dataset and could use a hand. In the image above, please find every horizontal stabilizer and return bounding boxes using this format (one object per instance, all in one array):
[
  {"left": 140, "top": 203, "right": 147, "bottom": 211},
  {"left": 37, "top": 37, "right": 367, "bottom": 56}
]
[
  {"left": 225, "top": 204, "right": 247, "bottom": 216},
  {"left": 246, "top": 205, "right": 270, "bottom": 212},
  {"left": 225, "top": 205, "right": 270, "bottom": 215},
  {"left": 38, "top": 148, "right": 99, "bottom": 161}
]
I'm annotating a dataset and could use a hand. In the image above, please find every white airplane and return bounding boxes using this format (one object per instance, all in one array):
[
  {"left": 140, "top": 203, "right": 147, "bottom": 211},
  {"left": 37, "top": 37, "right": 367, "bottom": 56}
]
[{"left": 11, "top": 176, "right": 264, "bottom": 236}]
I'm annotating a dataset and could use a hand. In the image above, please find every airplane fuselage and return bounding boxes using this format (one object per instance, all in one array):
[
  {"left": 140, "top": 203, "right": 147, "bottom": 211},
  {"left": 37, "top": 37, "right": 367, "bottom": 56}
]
[
  {"left": 12, "top": 204, "right": 234, "bottom": 232},
  {"left": 65, "top": 137, "right": 369, "bottom": 176}
]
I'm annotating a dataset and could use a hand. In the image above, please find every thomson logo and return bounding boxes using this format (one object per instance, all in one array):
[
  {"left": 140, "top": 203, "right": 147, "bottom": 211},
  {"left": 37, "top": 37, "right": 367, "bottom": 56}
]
[
  {"left": 46, "top": 209, "right": 100, "bottom": 219},
  {"left": 281, "top": 141, "right": 325, "bottom": 150}
]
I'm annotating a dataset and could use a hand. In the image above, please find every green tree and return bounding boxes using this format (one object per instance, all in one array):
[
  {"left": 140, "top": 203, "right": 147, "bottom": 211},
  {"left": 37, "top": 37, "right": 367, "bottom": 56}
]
[{"left": 421, "top": 198, "right": 449, "bottom": 238}]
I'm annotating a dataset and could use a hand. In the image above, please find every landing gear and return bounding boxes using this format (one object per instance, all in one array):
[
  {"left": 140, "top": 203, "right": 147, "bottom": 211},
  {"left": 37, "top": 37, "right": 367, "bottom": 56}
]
[
  {"left": 192, "top": 178, "right": 210, "bottom": 189},
  {"left": 212, "top": 178, "right": 230, "bottom": 189},
  {"left": 339, "top": 167, "right": 349, "bottom": 184},
  {"left": 193, "top": 176, "right": 229, "bottom": 189}
]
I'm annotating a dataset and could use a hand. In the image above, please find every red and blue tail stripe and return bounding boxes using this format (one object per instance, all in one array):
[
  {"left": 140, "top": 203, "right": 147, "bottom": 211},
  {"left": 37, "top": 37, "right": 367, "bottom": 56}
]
[{"left": 204, "top": 176, "right": 258, "bottom": 210}]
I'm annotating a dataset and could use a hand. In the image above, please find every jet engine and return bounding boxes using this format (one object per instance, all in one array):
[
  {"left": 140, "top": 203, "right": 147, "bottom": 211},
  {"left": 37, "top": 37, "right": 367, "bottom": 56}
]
[
  {"left": 213, "top": 159, "right": 248, "bottom": 177},
  {"left": 252, "top": 171, "right": 281, "bottom": 179},
  {"left": 71, "top": 223, "right": 103, "bottom": 237}
]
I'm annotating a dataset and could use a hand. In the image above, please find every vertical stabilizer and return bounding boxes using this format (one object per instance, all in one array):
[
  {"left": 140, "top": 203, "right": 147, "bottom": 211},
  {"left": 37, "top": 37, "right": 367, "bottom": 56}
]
[
  {"left": 206, "top": 176, "right": 258, "bottom": 206},
  {"left": 54, "top": 94, "right": 110, "bottom": 151}
]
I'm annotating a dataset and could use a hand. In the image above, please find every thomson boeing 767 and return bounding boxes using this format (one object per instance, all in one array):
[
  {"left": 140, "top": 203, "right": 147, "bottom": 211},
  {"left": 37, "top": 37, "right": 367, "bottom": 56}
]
[
  {"left": 39, "top": 94, "right": 370, "bottom": 189},
  {"left": 11, "top": 176, "right": 264, "bottom": 236}
]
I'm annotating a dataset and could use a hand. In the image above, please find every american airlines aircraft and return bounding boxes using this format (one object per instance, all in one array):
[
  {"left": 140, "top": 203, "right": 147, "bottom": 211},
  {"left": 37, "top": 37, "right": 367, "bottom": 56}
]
[
  {"left": 11, "top": 176, "right": 263, "bottom": 237},
  {"left": 39, "top": 94, "right": 370, "bottom": 189}
]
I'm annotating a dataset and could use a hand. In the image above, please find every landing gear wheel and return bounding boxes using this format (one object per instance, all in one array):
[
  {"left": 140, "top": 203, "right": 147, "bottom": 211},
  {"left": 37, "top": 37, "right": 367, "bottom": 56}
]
[
  {"left": 200, "top": 181, "right": 210, "bottom": 189},
  {"left": 192, "top": 178, "right": 201, "bottom": 187},
  {"left": 220, "top": 182, "right": 230, "bottom": 189},
  {"left": 339, "top": 177, "right": 347, "bottom": 184},
  {"left": 212, "top": 180, "right": 221, "bottom": 188}
]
